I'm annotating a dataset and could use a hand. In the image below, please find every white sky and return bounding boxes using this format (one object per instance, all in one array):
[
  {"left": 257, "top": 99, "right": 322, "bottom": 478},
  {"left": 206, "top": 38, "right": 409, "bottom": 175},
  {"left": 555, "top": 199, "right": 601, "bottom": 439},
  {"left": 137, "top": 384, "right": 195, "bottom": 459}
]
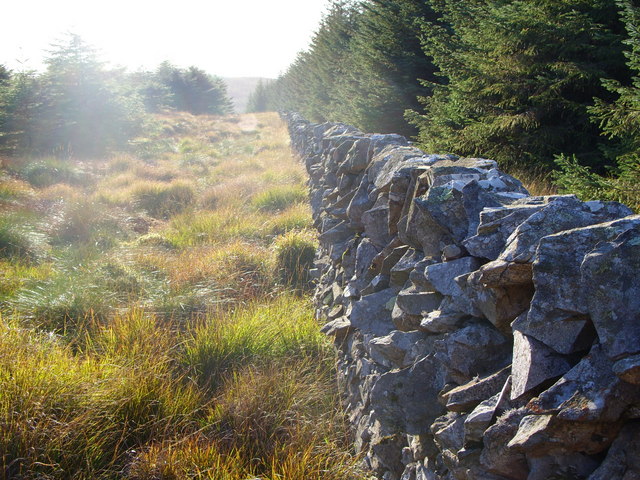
[{"left": 1, "top": 0, "right": 331, "bottom": 78}]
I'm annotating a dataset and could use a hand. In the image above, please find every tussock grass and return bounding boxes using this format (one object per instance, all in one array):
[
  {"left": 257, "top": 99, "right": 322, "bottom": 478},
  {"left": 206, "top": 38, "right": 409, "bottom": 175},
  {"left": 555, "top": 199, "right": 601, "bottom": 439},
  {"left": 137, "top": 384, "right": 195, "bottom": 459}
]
[
  {"left": 184, "top": 295, "right": 327, "bottom": 386},
  {"left": 251, "top": 184, "right": 308, "bottom": 212},
  {"left": 131, "top": 181, "right": 196, "bottom": 218}
]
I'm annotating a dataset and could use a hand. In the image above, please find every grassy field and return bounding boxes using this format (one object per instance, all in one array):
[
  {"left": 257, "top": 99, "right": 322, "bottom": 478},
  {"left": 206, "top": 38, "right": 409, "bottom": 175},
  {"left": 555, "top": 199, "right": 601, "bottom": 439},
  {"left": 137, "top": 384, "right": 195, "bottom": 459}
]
[{"left": 0, "top": 112, "right": 364, "bottom": 479}]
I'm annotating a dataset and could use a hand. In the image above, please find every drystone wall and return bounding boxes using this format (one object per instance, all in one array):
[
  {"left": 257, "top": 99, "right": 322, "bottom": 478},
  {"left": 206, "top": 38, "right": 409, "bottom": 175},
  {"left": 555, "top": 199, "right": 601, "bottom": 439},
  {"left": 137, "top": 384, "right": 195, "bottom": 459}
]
[{"left": 284, "top": 112, "right": 640, "bottom": 480}]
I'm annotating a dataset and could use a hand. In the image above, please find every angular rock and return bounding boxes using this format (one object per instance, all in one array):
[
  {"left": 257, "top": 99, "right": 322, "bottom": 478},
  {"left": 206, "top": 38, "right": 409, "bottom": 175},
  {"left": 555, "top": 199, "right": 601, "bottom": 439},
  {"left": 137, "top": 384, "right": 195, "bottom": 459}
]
[
  {"left": 395, "top": 285, "right": 443, "bottom": 318},
  {"left": 510, "top": 327, "right": 572, "bottom": 400},
  {"left": 463, "top": 200, "right": 553, "bottom": 260},
  {"left": 526, "top": 453, "right": 599, "bottom": 480},
  {"left": 350, "top": 288, "right": 397, "bottom": 336},
  {"left": 581, "top": 225, "right": 640, "bottom": 361},
  {"left": 480, "top": 408, "right": 530, "bottom": 480},
  {"left": 529, "top": 344, "right": 640, "bottom": 424},
  {"left": 461, "top": 270, "right": 534, "bottom": 334},
  {"left": 390, "top": 248, "right": 424, "bottom": 287},
  {"left": 370, "top": 355, "right": 447, "bottom": 435},
  {"left": 419, "top": 310, "right": 468, "bottom": 334},
  {"left": 369, "top": 146, "right": 443, "bottom": 192},
  {"left": 499, "top": 196, "right": 633, "bottom": 263},
  {"left": 363, "top": 203, "right": 393, "bottom": 249},
  {"left": 347, "top": 176, "right": 376, "bottom": 230},
  {"left": 521, "top": 215, "right": 640, "bottom": 354},
  {"left": 368, "top": 330, "right": 433, "bottom": 369},
  {"left": 424, "top": 257, "right": 482, "bottom": 297},
  {"left": 613, "top": 354, "right": 640, "bottom": 385},
  {"left": 507, "top": 413, "right": 619, "bottom": 456},
  {"left": 463, "top": 378, "right": 511, "bottom": 445},
  {"left": 434, "top": 322, "right": 511, "bottom": 384},
  {"left": 321, "top": 317, "right": 353, "bottom": 342},
  {"left": 443, "top": 366, "right": 511, "bottom": 413},
  {"left": 588, "top": 423, "right": 640, "bottom": 480}
]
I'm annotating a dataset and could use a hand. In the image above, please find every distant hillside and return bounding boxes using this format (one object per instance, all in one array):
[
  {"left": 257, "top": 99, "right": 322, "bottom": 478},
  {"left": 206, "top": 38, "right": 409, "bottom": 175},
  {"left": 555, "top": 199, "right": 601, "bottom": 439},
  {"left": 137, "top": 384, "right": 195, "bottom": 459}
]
[{"left": 223, "top": 77, "right": 273, "bottom": 113}]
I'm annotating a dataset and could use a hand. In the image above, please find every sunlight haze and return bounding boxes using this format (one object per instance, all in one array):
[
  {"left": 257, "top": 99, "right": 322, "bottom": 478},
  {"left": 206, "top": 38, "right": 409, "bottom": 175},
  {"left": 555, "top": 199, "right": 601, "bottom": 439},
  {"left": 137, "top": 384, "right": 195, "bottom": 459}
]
[{"left": 2, "top": 0, "right": 331, "bottom": 78}]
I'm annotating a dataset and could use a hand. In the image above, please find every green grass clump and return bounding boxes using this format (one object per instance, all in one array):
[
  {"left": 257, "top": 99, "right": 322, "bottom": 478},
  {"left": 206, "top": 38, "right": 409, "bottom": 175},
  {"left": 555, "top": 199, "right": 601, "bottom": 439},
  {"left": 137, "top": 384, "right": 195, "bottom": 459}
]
[
  {"left": 184, "top": 295, "right": 327, "bottom": 387},
  {"left": 274, "top": 230, "right": 318, "bottom": 290},
  {"left": 132, "top": 181, "right": 195, "bottom": 219},
  {"left": 251, "top": 184, "right": 308, "bottom": 212},
  {"left": 0, "top": 215, "right": 46, "bottom": 261},
  {"left": 20, "top": 157, "right": 84, "bottom": 188}
]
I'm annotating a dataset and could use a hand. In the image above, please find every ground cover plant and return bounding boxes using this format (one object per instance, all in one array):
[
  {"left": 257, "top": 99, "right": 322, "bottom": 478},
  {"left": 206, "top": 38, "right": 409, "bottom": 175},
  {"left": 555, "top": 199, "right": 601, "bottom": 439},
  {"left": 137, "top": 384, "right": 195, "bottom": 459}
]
[{"left": 0, "top": 111, "right": 365, "bottom": 479}]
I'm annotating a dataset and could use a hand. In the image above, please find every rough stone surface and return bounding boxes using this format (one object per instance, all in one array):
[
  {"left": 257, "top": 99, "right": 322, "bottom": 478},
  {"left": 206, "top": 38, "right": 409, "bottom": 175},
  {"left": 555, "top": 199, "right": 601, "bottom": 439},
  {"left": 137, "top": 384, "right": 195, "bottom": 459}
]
[{"left": 284, "top": 112, "right": 640, "bottom": 480}]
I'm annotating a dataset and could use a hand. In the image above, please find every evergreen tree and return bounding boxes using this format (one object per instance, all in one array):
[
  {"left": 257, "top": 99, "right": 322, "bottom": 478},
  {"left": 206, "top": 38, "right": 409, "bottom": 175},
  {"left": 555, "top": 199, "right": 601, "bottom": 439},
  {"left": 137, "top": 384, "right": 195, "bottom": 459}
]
[
  {"left": 41, "top": 33, "right": 145, "bottom": 156},
  {"left": 246, "top": 79, "right": 270, "bottom": 113},
  {"left": 409, "top": 0, "right": 627, "bottom": 170},
  {"left": 155, "top": 62, "right": 232, "bottom": 115},
  {"left": 332, "top": 0, "right": 439, "bottom": 135},
  {"left": 554, "top": 0, "right": 640, "bottom": 209}
]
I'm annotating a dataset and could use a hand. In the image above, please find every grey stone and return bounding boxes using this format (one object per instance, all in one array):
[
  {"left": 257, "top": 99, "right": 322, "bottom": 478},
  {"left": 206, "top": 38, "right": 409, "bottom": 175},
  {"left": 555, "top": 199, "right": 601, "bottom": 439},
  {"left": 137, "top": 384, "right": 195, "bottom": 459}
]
[
  {"left": 500, "top": 196, "right": 633, "bottom": 263},
  {"left": 395, "top": 285, "right": 443, "bottom": 318},
  {"left": 510, "top": 327, "right": 572, "bottom": 400},
  {"left": 370, "top": 355, "right": 447, "bottom": 435},
  {"left": 463, "top": 201, "right": 550, "bottom": 260},
  {"left": 369, "top": 146, "right": 443, "bottom": 192},
  {"left": 390, "top": 248, "right": 424, "bottom": 286},
  {"left": 464, "top": 388, "right": 504, "bottom": 445},
  {"left": 529, "top": 344, "right": 640, "bottom": 424},
  {"left": 321, "top": 317, "right": 353, "bottom": 342},
  {"left": 434, "top": 322, "right": 511, "bottom": 384},
  {"left": 462, "top": 270, "right": 534, "bottom": 334},
  {"left": 350, "top": 288, "right": 397, "bottom": 336},
  {"left": 613, "top": 354, "right": 640, "bottom": 385},
  {"left": 424, "top": 257, "right": 482, "bottom": 297},
  {"left": 368, "top": 330, "right": 431, "bottom": 369},
  {"left": 526, "top": 453, "right": 599, "bottom": 480},
  {"left": 363, "top": 204, "right": 393, "bottom": 249},
  {"left": 432, "top": 412, "right": 466, "bottom": 453},
  {"left": 480, "top": 408, "right": 530, "bottom": 480},
  {"left": 347, "top": 176, "right": 376, "bottom": 230},
  {"left": 521, "top": 215, "right": 640, "bottom": 355},
  {"left": 443, "top": 366, "right": 511, "bottom": 413},
  {"left": 419, "top": 310, "right": 468, "bottom": 334},
  {"left": 588, "top": 423, "right": 640, "bottom": 480},
  {"left": 582, "top": 225, "right": 640, "bottom": 361},
  {"left": 506, "top": 413, "right": 619, "bottom": 456}
]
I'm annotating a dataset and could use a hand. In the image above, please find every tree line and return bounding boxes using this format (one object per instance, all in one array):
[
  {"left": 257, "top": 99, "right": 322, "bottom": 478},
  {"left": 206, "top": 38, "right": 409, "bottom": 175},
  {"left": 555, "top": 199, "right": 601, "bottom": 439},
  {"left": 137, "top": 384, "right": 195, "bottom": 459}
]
[
  {"left": 249, "top": 0, "right": 640, "bottom": 208},
  {"left": 0, "top": 34, "right": 233, "bottom": 157}
]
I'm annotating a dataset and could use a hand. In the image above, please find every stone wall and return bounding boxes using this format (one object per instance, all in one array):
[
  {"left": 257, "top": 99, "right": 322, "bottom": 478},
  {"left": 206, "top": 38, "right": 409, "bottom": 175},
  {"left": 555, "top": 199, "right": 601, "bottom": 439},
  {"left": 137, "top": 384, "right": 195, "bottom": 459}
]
[{"left": 284, "top": 112, "right": 640, "bottom": 480}]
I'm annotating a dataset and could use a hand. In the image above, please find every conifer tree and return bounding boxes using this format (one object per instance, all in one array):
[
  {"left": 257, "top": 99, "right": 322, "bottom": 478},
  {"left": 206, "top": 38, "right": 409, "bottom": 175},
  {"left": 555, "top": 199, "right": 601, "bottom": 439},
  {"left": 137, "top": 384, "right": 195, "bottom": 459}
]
[{"left": 409, "top": 0, "right": 627, "bottom": 170}]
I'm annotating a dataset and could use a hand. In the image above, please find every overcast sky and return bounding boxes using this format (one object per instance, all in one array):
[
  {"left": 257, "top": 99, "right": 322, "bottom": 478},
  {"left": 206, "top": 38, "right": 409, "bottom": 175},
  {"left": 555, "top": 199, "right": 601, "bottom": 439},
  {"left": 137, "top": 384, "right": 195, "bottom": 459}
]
[{"left": 1, "top": 0, "right": 331, "bottom": 78}]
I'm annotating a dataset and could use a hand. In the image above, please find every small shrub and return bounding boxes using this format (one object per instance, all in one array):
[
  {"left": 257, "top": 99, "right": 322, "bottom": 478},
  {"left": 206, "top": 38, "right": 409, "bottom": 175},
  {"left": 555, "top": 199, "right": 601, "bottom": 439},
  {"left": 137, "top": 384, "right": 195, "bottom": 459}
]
[
  {"left": 273, "top": 230, "right": 317, "bottom": 291},
  {"left": 251, "top": 184, "right": 307, "bottom": 212},
  {"left": 132, "top": 181, "right": 195, "bottom": 219}
]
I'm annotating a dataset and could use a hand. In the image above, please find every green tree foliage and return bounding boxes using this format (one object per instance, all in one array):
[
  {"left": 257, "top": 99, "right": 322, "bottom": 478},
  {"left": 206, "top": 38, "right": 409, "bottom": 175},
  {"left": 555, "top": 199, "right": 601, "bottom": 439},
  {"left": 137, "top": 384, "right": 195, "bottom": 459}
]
[
  {"left": 256, "top": 0, "right": 437, "bottom": 135},
  {"left": 331, "top": 0, "right": 439, "bottom": 135},
  {"left": 0, "top": 34, "right": 145, "bottom": 157},
  {"left": 554, "top": 0, "right": 640, "bottom": 210},
  {"left": 155, "top": 62, "right": 233, "bottom": 115},
  {"left": 246, "top": 79, "right": 270, "bottom": 113},
  {"left": 408, "top": 0, "right": 627, "bottom": 170},
  {"left": 41, "top": 34, "right": 144, "bottom": 156}
]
